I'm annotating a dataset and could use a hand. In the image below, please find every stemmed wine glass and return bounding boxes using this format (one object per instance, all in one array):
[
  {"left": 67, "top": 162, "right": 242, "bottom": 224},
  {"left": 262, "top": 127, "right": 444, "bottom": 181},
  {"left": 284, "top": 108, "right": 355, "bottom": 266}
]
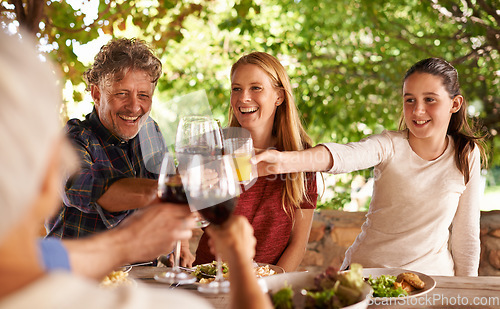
[
  {"left": 154, "top": 152, "right": 197, "bottom": 285},
  {"left": 175, "top": 115, "right": 225, "bottom": 228},
  {"left": 180, "top": 154, "right": 240, "bottom": 294},
  {"left": 175, "top": 115, "right": 224, "bottom": 156}
]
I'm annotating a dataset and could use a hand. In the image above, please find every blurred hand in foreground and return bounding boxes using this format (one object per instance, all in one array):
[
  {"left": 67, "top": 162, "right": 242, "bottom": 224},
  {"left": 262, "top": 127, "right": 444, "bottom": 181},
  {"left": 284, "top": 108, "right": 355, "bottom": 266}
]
[
  {"left": 206, "top": 215, "right": 272, "bottom": 309},
  {"left": 206, "top": 215, "right": 256, "bottom": 263},
  {"left": 114, "top": 202, "right": 196, "bottom": 264}
]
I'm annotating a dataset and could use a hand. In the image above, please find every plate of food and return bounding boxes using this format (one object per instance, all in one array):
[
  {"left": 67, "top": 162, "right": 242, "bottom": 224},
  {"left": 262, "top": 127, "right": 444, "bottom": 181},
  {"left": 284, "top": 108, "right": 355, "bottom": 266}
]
[
  {"left": 264, "top": 264, "right": 372, "bottom": 309},
  {"left": 193, "top": 261, "right": 284, "bottom": 284},
  {"left": 100, "top": 269, "right": 137, "bottom": 288},
  {"left": 362, "top": 268, "right": 436, "bottom": 300},
  {"left": 153, "top": 261, "right": 284, "bottom": 286}
]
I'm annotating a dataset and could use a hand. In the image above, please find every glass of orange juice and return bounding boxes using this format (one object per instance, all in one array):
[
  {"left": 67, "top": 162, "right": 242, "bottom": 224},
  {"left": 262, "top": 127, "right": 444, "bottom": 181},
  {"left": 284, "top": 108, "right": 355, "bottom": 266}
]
[{"left": 224, "top": 137, "right": 256, "bottom": 185}]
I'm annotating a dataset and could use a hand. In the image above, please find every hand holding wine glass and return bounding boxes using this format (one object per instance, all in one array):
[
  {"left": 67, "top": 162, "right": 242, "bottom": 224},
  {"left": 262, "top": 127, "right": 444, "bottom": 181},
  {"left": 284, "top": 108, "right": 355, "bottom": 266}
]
[
  {"left": 181, "top": 154, "right": 240, "bottom": 293},
  {"left": 205, "top": 215, "right": 256, "bottom": 266}
]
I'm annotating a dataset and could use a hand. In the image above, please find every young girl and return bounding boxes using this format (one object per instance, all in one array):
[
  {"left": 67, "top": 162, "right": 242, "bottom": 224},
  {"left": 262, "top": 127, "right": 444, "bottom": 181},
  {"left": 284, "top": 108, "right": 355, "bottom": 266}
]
[
  {"left": 253, "top": 58, "right": 487, "bottom": 276},
  {"left": 194, "top": 52, "right": 318, "bottom": 272}
]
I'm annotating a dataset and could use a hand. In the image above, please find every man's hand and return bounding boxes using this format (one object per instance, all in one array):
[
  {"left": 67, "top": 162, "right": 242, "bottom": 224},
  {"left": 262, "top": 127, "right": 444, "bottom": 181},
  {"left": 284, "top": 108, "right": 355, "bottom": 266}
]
[{"left": 115, "top": 203, "right": 196, "bottom": 264}]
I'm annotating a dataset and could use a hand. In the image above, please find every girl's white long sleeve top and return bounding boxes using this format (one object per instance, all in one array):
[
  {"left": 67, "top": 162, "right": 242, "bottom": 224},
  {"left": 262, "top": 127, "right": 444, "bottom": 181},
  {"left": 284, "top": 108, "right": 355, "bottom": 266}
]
[{"left": 322, "top": 130, "right": 481, "bottom": 276}]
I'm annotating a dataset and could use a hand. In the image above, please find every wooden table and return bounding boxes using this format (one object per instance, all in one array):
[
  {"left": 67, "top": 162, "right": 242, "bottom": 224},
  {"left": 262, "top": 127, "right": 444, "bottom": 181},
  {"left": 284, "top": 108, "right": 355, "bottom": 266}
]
[
  {"left": 129, "top": 266, "right": 230, "bottom": 309},
  {"left": 367, "top": 276, "right": 500, "bottom": 308},
  {"left": 129, "top": 267, "right": 500, "bottom": 309}
]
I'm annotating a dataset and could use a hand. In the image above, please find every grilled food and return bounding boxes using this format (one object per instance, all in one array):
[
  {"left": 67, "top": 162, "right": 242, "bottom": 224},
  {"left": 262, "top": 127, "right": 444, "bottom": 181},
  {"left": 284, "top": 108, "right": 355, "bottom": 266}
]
[{"left": 394, "top": 272, "right": 425, "bottom": 292}]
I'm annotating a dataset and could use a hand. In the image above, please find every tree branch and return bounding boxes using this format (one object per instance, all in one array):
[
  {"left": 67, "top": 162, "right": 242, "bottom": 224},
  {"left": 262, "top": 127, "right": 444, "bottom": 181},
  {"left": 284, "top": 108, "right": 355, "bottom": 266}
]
[
  {"left": 476, "top": 0, "right": 500, "bottom": 25},
  {"left": 44, "top": 1, "right": 133, "bottom": 35}
]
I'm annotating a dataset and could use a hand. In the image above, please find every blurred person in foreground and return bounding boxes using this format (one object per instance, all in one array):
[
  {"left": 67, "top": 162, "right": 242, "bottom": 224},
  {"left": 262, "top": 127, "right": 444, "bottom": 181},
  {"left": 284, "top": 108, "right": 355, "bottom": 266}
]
[
  {"left": 44, "top": 37, "right": 194, "bottom": 266},
  {"left": 0, "top": 29, "right": 271, "bottom": 309}
]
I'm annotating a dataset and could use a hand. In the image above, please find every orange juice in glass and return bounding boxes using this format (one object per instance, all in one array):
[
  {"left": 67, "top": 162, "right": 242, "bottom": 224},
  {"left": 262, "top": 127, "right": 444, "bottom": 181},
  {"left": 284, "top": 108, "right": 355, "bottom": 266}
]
[
  {"left": 233, "top": 152, "right": 252, "bottom": 182},
  {"left": 225, "top": 137, "right": 255, "bottom": 184}
]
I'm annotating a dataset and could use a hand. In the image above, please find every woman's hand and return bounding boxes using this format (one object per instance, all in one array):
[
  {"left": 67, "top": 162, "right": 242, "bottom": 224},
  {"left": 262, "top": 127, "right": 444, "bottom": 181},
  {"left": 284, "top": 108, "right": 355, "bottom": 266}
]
[
  {"left": 206, "top": 215, "right": 272, "bottom": 309},
  {"left": 169, "top": 238, "right": 195, "bottom": 267},
  {"left": 116, "top": 203, "right": 196, "bottom": 264}
]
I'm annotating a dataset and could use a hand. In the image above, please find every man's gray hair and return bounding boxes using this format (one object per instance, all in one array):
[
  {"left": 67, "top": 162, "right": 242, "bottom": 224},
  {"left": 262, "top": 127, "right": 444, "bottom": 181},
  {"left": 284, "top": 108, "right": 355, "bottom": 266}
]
[{"left": 0, "top": 29, "right": 63, "bottom": 242}]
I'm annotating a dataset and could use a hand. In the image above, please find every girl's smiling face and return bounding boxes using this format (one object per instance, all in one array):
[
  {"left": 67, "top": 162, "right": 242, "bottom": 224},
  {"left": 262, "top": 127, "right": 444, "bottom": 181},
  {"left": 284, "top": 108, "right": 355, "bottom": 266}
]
[
  {"left": 230, "top": 64, "right": 283, "bottom": 135},
  {"left": 403, "top": 72, "right": 462, "bottom": 143}
]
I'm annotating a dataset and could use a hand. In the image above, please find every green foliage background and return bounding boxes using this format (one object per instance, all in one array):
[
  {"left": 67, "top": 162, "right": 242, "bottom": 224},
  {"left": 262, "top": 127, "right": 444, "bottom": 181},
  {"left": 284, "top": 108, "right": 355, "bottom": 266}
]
[{"left": 2, "top": 0, "right": 499, "bottom": 208}]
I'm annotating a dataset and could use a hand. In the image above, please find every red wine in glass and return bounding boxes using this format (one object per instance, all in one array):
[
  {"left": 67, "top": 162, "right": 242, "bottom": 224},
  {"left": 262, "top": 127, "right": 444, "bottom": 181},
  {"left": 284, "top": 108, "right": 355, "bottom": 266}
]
[
  {"left": 158, "top": 174, "right": 188, "bottom": 204},
  {"left": 155, "top": 154, "right": 196, "bottom": 285},
  {"left": 198, "top": 197, "right": 238, "bottom": 226}
]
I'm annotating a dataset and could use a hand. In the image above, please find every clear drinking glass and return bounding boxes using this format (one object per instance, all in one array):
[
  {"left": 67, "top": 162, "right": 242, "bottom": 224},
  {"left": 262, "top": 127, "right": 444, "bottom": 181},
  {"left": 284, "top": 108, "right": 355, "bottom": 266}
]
[
  {"left": 154, "top": 153, "right": 197, "bottom": 285},
  {"left": 175, "top": 115, "right": 224, "bottom": 156},
  {"left": 175, "top": 115, "right": 224, "bottom": 228},
  {"left": 224, "top": 137, "right": 257, "bottom": 186}
]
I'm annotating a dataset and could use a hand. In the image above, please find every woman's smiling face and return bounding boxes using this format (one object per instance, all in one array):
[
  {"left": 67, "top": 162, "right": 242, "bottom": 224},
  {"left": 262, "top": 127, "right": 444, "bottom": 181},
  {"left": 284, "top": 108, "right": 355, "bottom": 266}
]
[{"left": 230, "top": 64, "right": 283, "bottom": 134}]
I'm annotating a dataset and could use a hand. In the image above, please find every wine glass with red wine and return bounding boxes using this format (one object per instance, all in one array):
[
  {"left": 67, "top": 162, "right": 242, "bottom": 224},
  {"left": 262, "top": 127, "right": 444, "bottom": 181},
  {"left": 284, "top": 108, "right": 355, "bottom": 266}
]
[
  {"left": 154, "top": 152, "right": 197, "bottom": 285},
  {"left": 180, "top": 154, "right": 240, "bottom": 294},
  {"left": 175, "top": 115, "right": 225, "bottom": 228}
]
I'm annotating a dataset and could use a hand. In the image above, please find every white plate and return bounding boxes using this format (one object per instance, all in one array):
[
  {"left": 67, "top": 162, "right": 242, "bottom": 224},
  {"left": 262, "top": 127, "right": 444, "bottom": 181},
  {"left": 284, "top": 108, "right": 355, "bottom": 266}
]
[
  {"left": 362, "top": 268, "right": 436, "bottom": 300},
  {"left": 154, "top": 270, "right": 197, "bottom": 285},
  {"left": 194, "top": 262, "right": 284, "bottom": 283},
  {"left": 152, "top": 263, "right": 284, "bottom": 287},
  {"left": 263, "top": 271, "right": 372, "bottom": 309}
]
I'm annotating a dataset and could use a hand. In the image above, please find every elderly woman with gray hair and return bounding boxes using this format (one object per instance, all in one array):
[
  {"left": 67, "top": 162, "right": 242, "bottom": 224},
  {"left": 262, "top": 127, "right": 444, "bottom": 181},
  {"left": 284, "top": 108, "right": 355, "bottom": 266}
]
[{"left": 0, "top": 30, "right": 271, "bottom": 309}]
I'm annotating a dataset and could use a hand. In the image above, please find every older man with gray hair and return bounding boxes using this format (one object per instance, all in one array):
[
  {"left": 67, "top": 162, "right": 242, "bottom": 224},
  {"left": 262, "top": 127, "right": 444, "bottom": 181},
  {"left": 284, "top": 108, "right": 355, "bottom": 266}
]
[{"left": 45, "top": 38, "right": 172, "bottom": 242}]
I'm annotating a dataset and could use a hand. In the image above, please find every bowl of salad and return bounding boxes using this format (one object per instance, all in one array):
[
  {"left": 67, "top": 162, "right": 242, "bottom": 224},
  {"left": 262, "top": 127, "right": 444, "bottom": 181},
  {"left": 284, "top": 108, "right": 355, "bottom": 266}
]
[{"left": 264, "top": 264, "right": 372, "bottom": 309}]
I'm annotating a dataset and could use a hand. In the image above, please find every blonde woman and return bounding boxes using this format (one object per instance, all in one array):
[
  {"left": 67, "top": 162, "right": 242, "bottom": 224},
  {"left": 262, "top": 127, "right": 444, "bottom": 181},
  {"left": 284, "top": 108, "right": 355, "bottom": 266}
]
[{"left": 195, "top": 52, "right": 318, "bottom": 272}]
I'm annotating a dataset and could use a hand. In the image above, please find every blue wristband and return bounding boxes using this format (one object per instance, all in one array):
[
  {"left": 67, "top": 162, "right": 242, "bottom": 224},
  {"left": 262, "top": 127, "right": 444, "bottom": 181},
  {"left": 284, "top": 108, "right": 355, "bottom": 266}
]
[{"left": 38, "top": 238, "right": 71, "bottom": 271}]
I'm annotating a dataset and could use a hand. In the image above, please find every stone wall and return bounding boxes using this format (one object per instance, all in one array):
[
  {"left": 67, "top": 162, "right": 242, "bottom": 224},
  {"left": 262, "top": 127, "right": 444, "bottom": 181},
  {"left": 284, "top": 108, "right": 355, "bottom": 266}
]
[
  {"left": 189, "top": 210, "right": 500, "bottom": 276},
  {"left": 299, "top": 209, "right": 500, "bottom": 276},
  {"left": 479, "top": 210, "right": 500, "bottom": 276}
]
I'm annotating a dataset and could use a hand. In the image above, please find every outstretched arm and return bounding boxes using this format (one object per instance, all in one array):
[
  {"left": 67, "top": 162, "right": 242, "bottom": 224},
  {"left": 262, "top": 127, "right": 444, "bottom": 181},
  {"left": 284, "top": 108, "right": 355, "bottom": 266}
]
[{"left": 253, "top": 145, "right": 333, "bottom": 177}]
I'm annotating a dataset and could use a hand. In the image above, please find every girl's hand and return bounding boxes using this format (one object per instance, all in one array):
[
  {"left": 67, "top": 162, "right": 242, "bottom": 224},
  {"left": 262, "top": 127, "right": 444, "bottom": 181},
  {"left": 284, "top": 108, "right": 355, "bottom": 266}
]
[
  {"left": 253, "top": 145, "right": 333, "bottom": 175},
  {"left": 252, "top": 149, "right": 286, "bottom": 177}
]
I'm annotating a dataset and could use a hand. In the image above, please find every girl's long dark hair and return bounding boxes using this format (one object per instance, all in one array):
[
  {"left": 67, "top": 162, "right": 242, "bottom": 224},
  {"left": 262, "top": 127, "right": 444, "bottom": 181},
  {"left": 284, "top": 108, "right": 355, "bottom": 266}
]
[{"left": 399, "top": 58, "right": 488, "bottom": 183}]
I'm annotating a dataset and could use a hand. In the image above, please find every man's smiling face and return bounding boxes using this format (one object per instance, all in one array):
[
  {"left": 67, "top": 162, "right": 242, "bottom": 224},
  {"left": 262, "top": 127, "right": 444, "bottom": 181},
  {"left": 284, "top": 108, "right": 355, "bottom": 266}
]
[{"left": 92, "top": 69, "right": 154, "bottom": 141}]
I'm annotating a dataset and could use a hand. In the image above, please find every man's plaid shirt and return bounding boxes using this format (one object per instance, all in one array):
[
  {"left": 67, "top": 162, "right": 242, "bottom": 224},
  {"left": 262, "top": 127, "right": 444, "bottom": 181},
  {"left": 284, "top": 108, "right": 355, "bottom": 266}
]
[{"left": 46, "top": 110, "right": 166, "bottom": 238}]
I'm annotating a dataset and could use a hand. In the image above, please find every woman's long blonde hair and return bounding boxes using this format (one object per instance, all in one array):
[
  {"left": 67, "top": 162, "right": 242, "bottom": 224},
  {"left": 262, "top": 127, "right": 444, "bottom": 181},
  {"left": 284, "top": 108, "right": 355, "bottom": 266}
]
[{"left": 228, "top": 52, "right": 314, "bottom": 218}]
